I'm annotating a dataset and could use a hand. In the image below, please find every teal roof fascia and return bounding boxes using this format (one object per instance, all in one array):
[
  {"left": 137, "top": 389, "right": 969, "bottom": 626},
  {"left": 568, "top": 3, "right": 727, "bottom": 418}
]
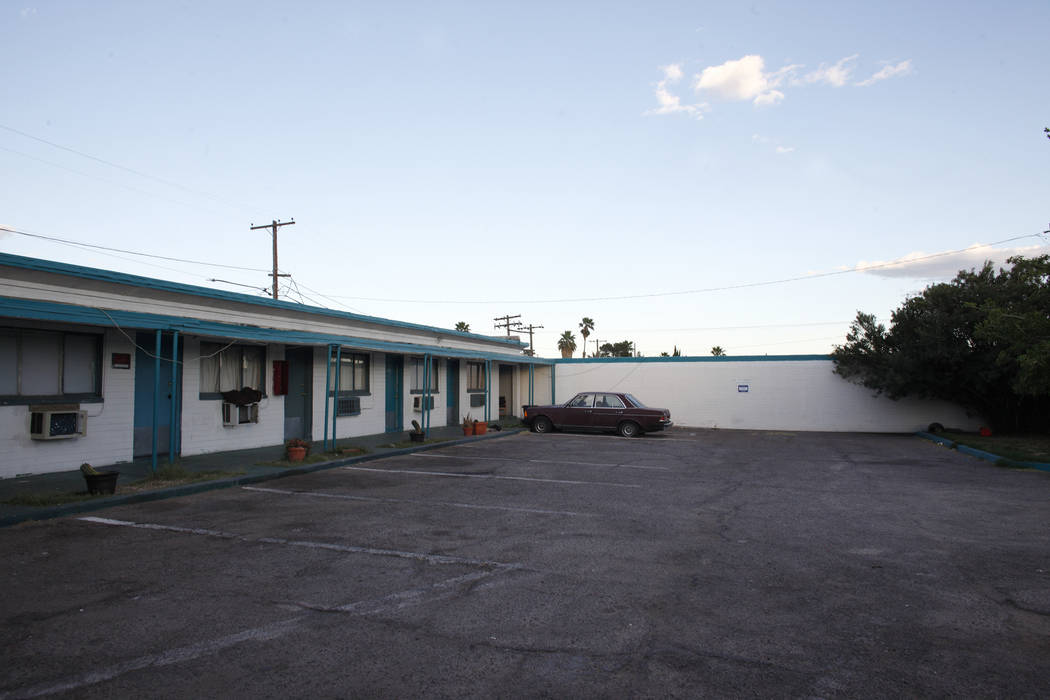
[
  {"left": 0, "top": 252, "right": 526, "bottom": 349},
  {"left": 0, "top": 296, "right": 553, "bottom": 365},
  {"left": 555, "top": 354, "right": 831, "bottom": 363}
]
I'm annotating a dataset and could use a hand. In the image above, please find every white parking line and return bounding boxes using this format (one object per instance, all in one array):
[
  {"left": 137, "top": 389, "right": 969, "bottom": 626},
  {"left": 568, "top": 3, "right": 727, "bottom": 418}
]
[
  {"left": 242, "top": 485, "right": 595, "bottom": 517},
  {"left": 5, "top": 567, "right": 513, "bottom": 700},
  {"left": 78, "top": 516, "right": 512, "bottom": 568},
  {"left": 413, "top": 452, "right": 671, "bottom": 471},
  {"left": 341, "top": 466, "right": 642, "bottom": 488}
]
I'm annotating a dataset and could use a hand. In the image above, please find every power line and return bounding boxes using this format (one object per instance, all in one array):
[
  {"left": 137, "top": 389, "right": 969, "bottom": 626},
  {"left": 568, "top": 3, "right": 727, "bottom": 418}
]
[
  {"left": 317, "top": 234, "right": 1045, "bottom": 305},
  {"left": 0, "top": 123, "right": 257, "bottom": 212},
  {"left": 2, "top": 226, "right": 270, "bottom": 272}
]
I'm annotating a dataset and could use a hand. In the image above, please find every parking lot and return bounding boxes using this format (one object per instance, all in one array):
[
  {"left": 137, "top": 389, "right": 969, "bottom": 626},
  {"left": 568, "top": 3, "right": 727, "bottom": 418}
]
[{"left": 3, "top": 429, "right": 1049, "bottom": 698}]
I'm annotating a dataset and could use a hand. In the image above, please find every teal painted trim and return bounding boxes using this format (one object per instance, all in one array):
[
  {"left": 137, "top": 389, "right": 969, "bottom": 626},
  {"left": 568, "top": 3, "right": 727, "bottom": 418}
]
[
  {"left": 0, "top": 252, "right": 526, "bottom": 348},
  {"left": 0, "top": 296, "right": 555, "bottom": 365},
  {"left": 551, "top": 365, "right": 556, "bottom": 404},
  {"left": 554, "top": 354, "right": 830, "bottom": 364},
  {"left": 916, "top": 432, "right": 1050, "bottom": 472}
]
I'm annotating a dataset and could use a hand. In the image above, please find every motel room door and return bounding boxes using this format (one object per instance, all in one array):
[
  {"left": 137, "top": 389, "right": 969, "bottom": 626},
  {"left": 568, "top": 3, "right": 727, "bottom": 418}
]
[
  {"left": 284, "top": 347, "right": 313, "bottom": 441},
  {"left": 385, "top": 355, "right": 404, "bottom": 433},
  {"left": 133, "top": 332, "right": 181, "bottom": 458}
]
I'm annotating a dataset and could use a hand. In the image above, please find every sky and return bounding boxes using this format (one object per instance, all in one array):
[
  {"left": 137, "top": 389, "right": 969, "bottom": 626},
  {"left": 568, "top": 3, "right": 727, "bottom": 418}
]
[{"left": 2, "top": 1, "right": 1048, "bottom": 358}]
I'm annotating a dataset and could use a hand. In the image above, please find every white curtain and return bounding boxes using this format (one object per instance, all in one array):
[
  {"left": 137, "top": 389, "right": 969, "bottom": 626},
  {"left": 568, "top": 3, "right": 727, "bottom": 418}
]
[
  {"left": 242, "top": 347, "right": 263, "bottom": 391},
  {"left": 199, "top": 343, "right": 221, "bottom": 393},
  {"left": 63, "top": 334, "right": 98, "bottom": 394}
]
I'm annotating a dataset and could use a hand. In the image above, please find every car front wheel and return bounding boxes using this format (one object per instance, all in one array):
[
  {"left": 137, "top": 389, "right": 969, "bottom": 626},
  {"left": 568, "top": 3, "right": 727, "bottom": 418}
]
[
  {"left": 618, "top": 421, "right": 641, "bottom": 438},
  {"left": 533, "top": 416, "right": 553, "bottom": 434}
]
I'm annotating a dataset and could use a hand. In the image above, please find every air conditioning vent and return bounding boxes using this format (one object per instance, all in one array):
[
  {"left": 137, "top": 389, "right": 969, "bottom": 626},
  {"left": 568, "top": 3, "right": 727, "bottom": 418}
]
[
  {"left": 30, "top": 410, "right": 87, "bottom": 440},
  {"left": 412, "top": 395, "right": 435, "bottom": 411},
  {"left": 337, "top": 396, "right": 361, "bottom": 416},
  {"left": 222, "top": 402, "right": 259, "bottom": 427},
  {"left": 469, "top": 394, "right": 486, "bottom": 407}
]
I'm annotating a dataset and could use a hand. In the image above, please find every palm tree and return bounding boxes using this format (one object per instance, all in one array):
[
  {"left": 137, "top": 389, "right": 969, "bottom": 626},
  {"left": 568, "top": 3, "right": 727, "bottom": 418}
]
[
  {"left": 557, "top": 331, "right": 577, "bottom": 358},
  {"left": 579, "top": 317, "right": 594, "bottom": 357},
  {"left": 454, "top": 321, "right": 470, "bottom": 332},
  {"left": 711, "top": 346, "right": 725, "bottom": 356}
]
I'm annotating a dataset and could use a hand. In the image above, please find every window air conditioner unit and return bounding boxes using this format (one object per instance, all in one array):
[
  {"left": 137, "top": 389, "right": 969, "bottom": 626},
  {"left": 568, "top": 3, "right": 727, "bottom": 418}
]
[
  {"left": 412, "top": 395, "right": 435, "bottom": 411},
  {"left": 222, "top": 402, "right": 259, "bottom": 427},
  {"left": 30, "top": 410, "right": 87, "bottom": 440},
  {"left": 337, "top": 396, "right": 361, "bottom": 416},
  {"left": 469, "top": 394, "right": 486, "bottom": 408}
]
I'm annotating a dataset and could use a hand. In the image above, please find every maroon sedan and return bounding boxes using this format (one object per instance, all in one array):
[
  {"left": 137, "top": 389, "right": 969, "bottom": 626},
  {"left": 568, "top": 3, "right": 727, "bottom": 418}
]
[{"left": 522, "top": 392, "right": 673, "bottom": 437}]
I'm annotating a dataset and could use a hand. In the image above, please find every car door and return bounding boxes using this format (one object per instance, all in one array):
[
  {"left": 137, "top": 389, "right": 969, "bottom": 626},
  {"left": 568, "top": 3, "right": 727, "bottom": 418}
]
[
  {"left": 562, "top": 393, "right": 595, "bottom": 429},
  {"left": 591, "top": 393, "right": 626, "bottom": 430}
]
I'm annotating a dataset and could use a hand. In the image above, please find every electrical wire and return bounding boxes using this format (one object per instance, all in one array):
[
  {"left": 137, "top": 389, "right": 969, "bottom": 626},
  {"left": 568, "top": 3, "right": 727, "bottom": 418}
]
[
  {"left": 317, "top": 234, "right": 1045, "bottom": 305},
  {"left": 4, "top": 227, "right": 269, "bottom": 272}
]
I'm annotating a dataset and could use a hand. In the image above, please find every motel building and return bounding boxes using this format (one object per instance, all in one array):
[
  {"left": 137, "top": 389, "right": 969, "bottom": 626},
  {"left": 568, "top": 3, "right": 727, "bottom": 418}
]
[{"left": 0, "top": 253, "right": 554, "bottom": 479}]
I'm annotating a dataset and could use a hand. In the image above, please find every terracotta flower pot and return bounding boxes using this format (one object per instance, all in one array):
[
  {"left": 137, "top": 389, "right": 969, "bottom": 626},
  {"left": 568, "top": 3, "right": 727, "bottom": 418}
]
[
  {"left": 287, "top": 446, "right": 307, "bottom": 462},
  {"left": 474, "top": 421, "right": 487, "bottom": 435},
  {"left": 463, "top": 424, "right": 475, "bottom": 436}
]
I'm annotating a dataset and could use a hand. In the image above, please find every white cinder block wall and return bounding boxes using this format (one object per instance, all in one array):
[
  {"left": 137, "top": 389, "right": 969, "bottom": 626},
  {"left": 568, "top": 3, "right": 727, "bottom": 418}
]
[
  {"left": 554, "top": 358, "right": 982, "bottom": 433},
  {"left": 0, "top": 329, "right": 135, "bottom": 478}
]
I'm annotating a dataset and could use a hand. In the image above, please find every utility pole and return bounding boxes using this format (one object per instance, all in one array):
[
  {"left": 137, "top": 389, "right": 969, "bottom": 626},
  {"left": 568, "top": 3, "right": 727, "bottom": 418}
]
[
  {"left": 493, "top": 314, "right": 522, "bottom": 337},
  {"left": 250, "top": 219, "right": 295, "bottom": 299},
  {"left": 514, "top": 323, "right": 543, "bottom": 356},
  {"left": 593, "top": 339, "right": 605, "bottom": 357}
]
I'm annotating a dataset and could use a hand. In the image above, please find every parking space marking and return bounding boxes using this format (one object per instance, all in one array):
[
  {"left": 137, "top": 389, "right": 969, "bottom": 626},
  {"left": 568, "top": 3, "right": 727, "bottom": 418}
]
[
  {"left": 6, "top": 567, "right": 517, "bottom": 700},
  {"left": 341, "top": 466, "right": 642, "bottom": 488},
  {"left": 242, "top": 486, "right": 596, "bottom": 517},
  {"left": 414, "top": 452, "right": 671, "bottom": 471},
  {"left": 79, "top": 516, "right": 513, "bottom": 568}
]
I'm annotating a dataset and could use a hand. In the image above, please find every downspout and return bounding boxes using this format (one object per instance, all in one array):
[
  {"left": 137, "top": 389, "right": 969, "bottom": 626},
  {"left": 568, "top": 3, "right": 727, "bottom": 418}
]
[
  {"left": 528, "top": 363, "right": 534, "bottom": 405},
  {"left": 169, "top": 330, "right": 179, "bottom": 461},
  {"left": 551, "top": 363, "right": 556, "bottom": 404},
  {"left": 322, "top": 344, "right": 333, "bottom": 451},
  {"left": 151, "top": 329, "right": 161, "bottom": 474}
]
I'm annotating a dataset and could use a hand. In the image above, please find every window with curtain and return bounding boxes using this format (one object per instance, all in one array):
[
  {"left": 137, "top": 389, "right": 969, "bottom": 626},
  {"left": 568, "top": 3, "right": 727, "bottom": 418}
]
[
  {"left": 328, "top": 352, "right": 370, "bottom": 395},
  {"left": 410, "top": 357, "right": 439, "bottom": 394},
  {"left": 0, "top": 328, "right": 101, "bottom": 403},
  {"left": 199, "top": 342, "right": 265, "bottom": 397},
  {"left": 466, "top": 361, "right": 486, "bottom": 392}
]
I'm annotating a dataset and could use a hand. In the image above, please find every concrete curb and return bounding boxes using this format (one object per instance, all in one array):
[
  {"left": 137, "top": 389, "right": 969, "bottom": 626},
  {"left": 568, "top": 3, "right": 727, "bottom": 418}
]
[
  {"left": 0, "top": 428, "right": 525, "bottom": 528},
  {"left": 915, "top": 431, "right": 1050, "bottom": 473}
]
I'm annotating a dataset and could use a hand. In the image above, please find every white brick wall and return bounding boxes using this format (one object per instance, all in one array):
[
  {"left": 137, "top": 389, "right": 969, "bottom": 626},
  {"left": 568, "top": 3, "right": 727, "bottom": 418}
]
[
  {"left": 0, "top": 329, "right": 135, "bottom": 478},
  {"left": 553, "top": 358, "right": 982, "bottom": 433}
]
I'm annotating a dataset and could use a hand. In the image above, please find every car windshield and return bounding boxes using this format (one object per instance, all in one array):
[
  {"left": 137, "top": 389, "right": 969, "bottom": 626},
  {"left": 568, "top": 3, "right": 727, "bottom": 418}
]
[{"left": 624, "top": 393, "right": 646, "bottom": 408}]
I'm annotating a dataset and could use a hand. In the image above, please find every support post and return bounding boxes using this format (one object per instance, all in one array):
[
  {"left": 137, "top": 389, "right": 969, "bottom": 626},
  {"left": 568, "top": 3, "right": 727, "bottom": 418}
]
[
  {"left": 484, "top": 360, "right": 492, "bottom": 423},
  {"left": 151, "top": 330, "right": 161, "bottom": 474},
  {"left": 322, "top": 345, "right": 333, "bottom": 451},
  {"left": 551, "top": 364, "right": 556, "bottom": 404},
  {"left": 169, "top": 331, "right": 179, "bottom": 461},
  {"left": 422, "top": 354, "right": 431, "bottom": 438},
  {"left": 528, "top": 363, "right": 534, "bottom": 405},
  {"left": 332, "top": 346, "right": 342, "bottom": 448}
]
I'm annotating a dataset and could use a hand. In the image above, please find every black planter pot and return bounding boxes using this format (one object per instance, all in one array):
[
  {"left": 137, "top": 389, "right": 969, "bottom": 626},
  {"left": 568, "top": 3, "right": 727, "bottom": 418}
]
[
  {"left": 84, "top": 471, "right": 119, "bottom": 495},
  {"left": 409, "top": 432, "right": 425, "bottom": 442}
]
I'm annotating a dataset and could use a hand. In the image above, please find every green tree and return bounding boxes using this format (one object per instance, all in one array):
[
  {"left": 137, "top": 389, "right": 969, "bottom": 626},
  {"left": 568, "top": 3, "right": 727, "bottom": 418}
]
[
  {"left": 557, "top": 331, "right": 577, "bottom": 358},
  {"left": 832, "top": 255, "right": 1050, "bottom": 432},
  {"left": 598, "top": 340, "right": 634, "bottom": 357},
  {"left": 454, "top": 321, "right": 470, "bottom": 332},
  {"left": 579, "top": 317, "right": 594, "bottom": 358},
  {"left": 710, "top": 346, "right": 725, "bottom": 356}
]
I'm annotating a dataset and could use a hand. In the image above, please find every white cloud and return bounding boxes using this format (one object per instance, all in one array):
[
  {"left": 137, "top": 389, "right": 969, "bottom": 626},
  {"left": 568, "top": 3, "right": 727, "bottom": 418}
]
[
  {"left": 644, "top": 63, "right": 709, "bottom": 119},
  {"left": 775, "top": 146, "right": 795, "bottom": 154},
  {"left": 856, "top": 243, "right": 1049, "bottom": 280},
  {"left": 694, "top": 55, "right": 788, "bottom": 105},
  {"left": 856, "top": 60, "right": 913, "bottom": 87},
  {"left": 20, "top": 7, "right": 36, "bottom": 18},
  {"left": 798, "top": 54, "right": 858, "bottom": 87}
]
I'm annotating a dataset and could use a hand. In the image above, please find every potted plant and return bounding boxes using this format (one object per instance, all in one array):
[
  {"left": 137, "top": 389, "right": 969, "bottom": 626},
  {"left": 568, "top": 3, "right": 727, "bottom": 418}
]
[
  {"left": 285, "top": 438, "right": 310, "bottom": 462},
  {"left": 474, "top": 419, "right": 488, "bottom": 435},
  {"left": 80, "top": 463, "right": 119, "bottom": 495},
  {"left": 409, "top": 419, "right": 425, "bottom": 442},
  {"left": 462, "top": 414, "right": 475, "bottom": 436}
]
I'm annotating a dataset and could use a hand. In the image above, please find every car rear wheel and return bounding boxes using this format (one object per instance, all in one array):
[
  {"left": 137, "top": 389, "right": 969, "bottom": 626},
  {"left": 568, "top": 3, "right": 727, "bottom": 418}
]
[
  {"left": 533, "top": 416, "right": 553, "bottom": 434},
  {"left": 618, "top": 421, "right": 641, "bottom": 438}
]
